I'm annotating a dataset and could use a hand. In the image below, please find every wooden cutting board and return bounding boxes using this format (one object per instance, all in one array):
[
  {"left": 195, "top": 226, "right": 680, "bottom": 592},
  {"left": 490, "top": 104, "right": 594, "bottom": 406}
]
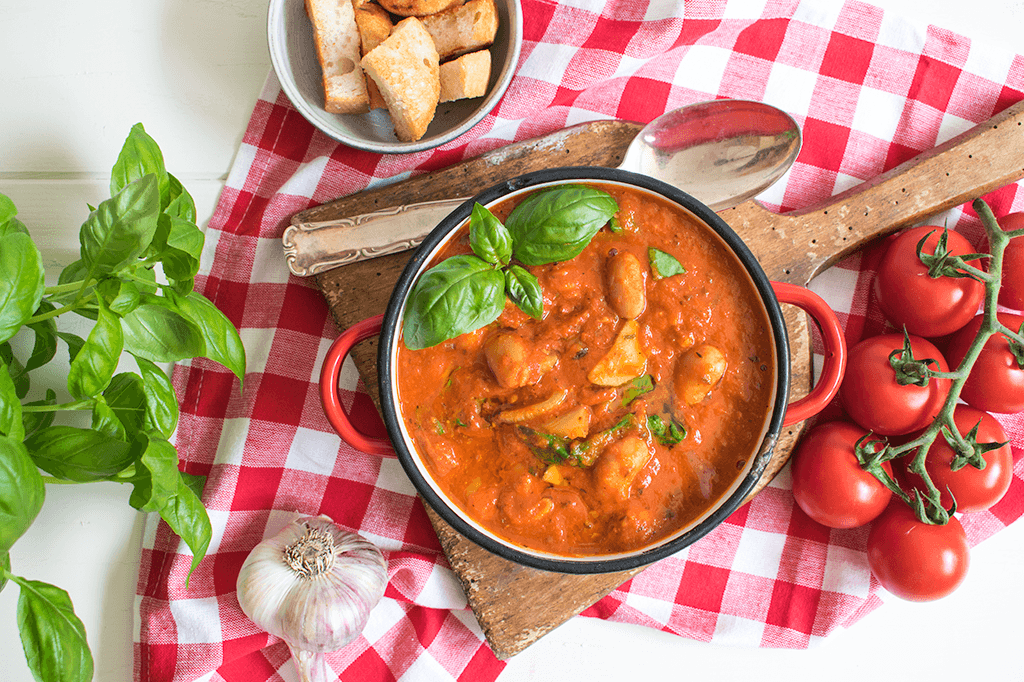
[{"left": 298, "top": 100, "right": 1024, "bottom": 659}]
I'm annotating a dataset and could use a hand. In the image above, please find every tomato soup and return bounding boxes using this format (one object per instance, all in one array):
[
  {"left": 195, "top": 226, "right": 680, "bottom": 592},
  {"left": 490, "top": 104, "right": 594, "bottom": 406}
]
[{"left": 395, "top": 183, "right": 776, "bottom": 556}]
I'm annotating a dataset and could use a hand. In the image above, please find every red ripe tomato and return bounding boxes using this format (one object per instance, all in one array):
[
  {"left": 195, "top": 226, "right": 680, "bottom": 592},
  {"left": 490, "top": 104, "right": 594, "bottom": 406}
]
[
  {"left": 790, "top": 421, "right": 893, "bottom": 528},
  {"left": 945, "top": 312, "right": 1024, "bottom": 414},
  {"left": 996, "top": 212, "right": 1024, "bottom": 310},
  {"left": 901, "top": 405, "right": 1012, "bottom": 513},
  {"left": 867, "top": 500, "right": 970, "bottom": 601},
  {"left": 873, "top": 226, "right": 985, "bottom": 338},
  {"left": 839, "top": 333, "right": 950, "bottom": 436}
]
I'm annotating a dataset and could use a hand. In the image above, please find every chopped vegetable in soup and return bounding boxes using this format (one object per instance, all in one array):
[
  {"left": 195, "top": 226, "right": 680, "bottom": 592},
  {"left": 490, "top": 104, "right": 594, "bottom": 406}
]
[{"left": 396, "top": 184, "right": 776, "bottom": 556}]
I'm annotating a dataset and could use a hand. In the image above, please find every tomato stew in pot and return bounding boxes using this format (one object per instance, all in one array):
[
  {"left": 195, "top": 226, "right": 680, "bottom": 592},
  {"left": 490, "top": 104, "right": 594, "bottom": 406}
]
[{"left": 394, "top": 182, "right": 777, "bottom": 557}]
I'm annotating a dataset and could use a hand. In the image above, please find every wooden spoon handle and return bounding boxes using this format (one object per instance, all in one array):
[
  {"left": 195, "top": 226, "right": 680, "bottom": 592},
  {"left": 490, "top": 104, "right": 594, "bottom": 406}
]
[{"left": 723, "top": 99, "right": 1024, "bottom": 285}]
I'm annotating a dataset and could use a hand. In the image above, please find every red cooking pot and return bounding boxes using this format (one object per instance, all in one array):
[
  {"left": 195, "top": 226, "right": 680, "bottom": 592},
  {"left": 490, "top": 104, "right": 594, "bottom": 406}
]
[{"left": 321, "top": 167, "right": 845, "bottom": 573}]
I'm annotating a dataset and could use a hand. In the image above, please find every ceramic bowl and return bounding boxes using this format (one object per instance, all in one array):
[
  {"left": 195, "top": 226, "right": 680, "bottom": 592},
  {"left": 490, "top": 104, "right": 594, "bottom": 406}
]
[{"left": 267, "top": 0, "right": 523, "bottom": 153}]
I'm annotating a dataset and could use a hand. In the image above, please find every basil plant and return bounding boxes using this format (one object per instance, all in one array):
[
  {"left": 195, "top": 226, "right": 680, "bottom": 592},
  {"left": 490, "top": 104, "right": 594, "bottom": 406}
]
[{"left": 0, "top": 124, "right": 245, "bottom": 682}]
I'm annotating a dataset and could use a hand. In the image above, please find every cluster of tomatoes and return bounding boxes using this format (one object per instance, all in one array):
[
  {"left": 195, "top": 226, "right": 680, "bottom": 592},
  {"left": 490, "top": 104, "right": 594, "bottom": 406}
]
[{"left": 790, "top": 212, "right": 1024, "bottom": 602}]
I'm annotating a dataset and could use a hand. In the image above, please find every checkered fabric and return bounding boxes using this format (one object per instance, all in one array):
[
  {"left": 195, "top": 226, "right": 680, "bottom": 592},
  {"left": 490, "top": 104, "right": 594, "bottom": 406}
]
[{"left": 134, "top": 0, "right": 1024, "bottom": 680}]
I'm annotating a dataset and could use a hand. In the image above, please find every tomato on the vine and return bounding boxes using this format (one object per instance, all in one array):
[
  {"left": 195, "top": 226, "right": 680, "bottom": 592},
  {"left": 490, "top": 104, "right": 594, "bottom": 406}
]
[
  {"left": 996, "top": 212, "right": 1024, "bottom": 310},
  {"left": 900, "top": 405, "right": 1012, "bottom": 513},
  {"left": 945, "top": 312, "right": 1024, "bottom": 414},
  {"left": 839, "top": 333, "right": 950, "bottom": 436},
  {"left": 790, "top": 421, "right": 893, "bottom": 528},
  {"left": 873, "top": 226, "right": 985, "bottom": 338},
  {"left": 867, "top": 500, "right": 970, "bottom": 601}
]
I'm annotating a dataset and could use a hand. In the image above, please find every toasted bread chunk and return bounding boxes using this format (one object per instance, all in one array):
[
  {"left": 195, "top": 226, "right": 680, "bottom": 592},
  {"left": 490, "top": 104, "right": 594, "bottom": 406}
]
[
  {"left": 353, "top": 0, "right": 393, "bottom": 109},
  {"left": 420, "top": 0, "right": 498, "bottom": 61},
  {"left": 361, "top": 17, "right": 441, "bottom": 141},
  {"left": 306, "top": 0, "right": 370, "bottom": 114},
  {"left": 378, "top": 0, "right": 463, "bottom": 17},
  {"left": 439, "top": 49, "right": 491, "bottom": 102}
]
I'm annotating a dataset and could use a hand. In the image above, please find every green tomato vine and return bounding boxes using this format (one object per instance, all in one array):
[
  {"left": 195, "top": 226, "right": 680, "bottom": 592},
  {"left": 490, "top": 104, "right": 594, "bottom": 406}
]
[{"left": 856, "top": 198, "right": 1023, "bottom": 525}]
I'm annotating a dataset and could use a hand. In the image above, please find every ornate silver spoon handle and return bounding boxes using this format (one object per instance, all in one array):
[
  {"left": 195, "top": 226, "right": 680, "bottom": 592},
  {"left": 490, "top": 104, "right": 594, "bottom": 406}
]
[{"left": 282, "top": 198, "right": 466, "bottom": 277}]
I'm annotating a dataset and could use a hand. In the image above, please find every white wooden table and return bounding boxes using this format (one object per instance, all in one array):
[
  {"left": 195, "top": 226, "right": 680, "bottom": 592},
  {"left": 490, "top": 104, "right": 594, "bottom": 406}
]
[{"left": 2, "top": 1, "right": 1024, "bottom": 680}]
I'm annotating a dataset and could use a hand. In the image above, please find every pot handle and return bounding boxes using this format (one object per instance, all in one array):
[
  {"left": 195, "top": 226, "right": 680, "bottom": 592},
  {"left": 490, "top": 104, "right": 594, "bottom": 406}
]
[
  {"left": 323, "top": 287, "right": 845, "bottom": 446},
  {"left": 771, "top": 282, "right": 847, "bottom": 427},
  {"left": 320, "top": 314, "right": 393, "bottom": 456}
]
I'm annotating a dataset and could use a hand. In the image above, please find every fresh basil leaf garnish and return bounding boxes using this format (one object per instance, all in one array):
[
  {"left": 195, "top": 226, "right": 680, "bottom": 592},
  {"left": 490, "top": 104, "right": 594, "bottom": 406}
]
[
  {"left": 470, "top": 203, "right": 512, "bottom": 266},
  {"left": 649, "top": 248, "right": 685, "bottom": 279},
  {"left": 507, "top": 185, "right": 618, "bottom": 265},
  {"left": 505, "top": 265, "right": 543, "bottom": 320},
  {"left": 622, "top": 374, "right": 654, "bottom": 406},
  {"left": 403, "top": 255, "right": 507, "bottom": 350},
  {"left": 403, "top": 186, "right": 620, "bottom": 348},
  {"left": 648, "top": 414, "right": 687, "bottom": 445}
]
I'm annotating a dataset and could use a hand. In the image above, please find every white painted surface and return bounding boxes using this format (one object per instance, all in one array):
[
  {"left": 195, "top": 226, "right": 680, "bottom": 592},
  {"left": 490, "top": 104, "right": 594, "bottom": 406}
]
[{"left": 2, "top": 0, "right": 1024, "bottom": 680}]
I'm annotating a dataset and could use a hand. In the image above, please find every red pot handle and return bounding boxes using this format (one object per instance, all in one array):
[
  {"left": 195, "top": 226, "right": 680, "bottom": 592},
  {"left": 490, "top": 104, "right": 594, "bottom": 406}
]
[
  {"left": 319, "top": 314, "right": 393, "bottom": 456},
  {"left": 771, "top": 281, "right": 847, "bottom": 427}
]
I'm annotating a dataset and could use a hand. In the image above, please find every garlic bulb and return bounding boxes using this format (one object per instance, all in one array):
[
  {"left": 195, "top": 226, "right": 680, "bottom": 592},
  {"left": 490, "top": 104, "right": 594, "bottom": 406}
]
[{"left": 236, "top": 515, "right": 388, "bottom": 682}]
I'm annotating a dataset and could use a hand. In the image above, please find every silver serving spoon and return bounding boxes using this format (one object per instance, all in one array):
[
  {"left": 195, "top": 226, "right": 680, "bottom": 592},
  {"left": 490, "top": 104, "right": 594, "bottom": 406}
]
[{"left": 283, "top": 99, "right": 801, "bottom": 276}]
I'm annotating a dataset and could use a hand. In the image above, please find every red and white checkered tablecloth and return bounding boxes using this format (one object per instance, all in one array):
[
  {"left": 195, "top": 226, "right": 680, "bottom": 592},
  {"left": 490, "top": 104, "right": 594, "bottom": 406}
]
[{"left": 134, "top": 0, "right": 1024, "bottom": 680}]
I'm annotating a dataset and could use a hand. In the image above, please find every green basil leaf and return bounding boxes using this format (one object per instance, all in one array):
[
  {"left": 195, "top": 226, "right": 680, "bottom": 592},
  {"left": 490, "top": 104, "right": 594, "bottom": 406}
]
[
  {"left": 158, "top": 475, "right": 212, "bottom": 583},
  {"left": 67, "top": 299, "right": 123, "bottom": 399},
  {"left": 507, "top": 186, "right": 618, "bottom": 265},
  {"left": 26, "top": 426, "right": 134, "bottom": 482},
  {"left": 622, "top": 374, "right": 655, "bottom": 406},
  {"left": 648, "top": 414, "right": 687, "bottom": 445},
  {"left": 128, "top": 435, "right": 181, "bottom": 512},
  {"left": 16, "top": 578, "right": 93, "bottom": 682},
  {"left": 56, "top": 332, "right": 86, "bottom": 363},
  {"left": 154, "top": 215, "right": 204, "bottom": 283},
  {"left": 134, "top": 265, "right": 159, "bottom": 295},
  {"left": 180, "top": 470, "right": 207, "bottom": 499},
  {"left": 22, "top": 390, "right": 57, "bottom": 440},
  {"left": 165, "top": 173, "right": 197, "bottom": 223},
  {"left": 80, "top": 173, "right": 160, "bottom": 278},
  {"left": 505, "top": 265, "right": 543, "bottom": 319},
  {"left": 1, "top": 552, "right": 10, "bottom": 593},
  {"left": 469, "top": 203, "right": 512, "bottom": 266},
  {"left": 403, "top": 255, "right": 506, "bottom": 350},
  {"left": 173, "top": 292, "right": 245, "bottom": 384},
  {"left": 121, "top": 301, "right": 206, "bottom": 362},
  {"left": 110, "top": 122, "right": 170, "bottom": 210},
  {"left": 148, "top": 212, "right": 171, "bottom": 256},
  {"left": 0, "top": 194, "right": 29, "bottom": 237},
  {"left": 97, "top": 278, "right": 142, "bottom": 316},
  {"left": 91, "top": 396, "right": 126, "bottom": 441},
  {"left": 135, "top": 356, "right": 179, "bottom": 438},
  {"left": 0, "top": 232, "right": 45, "bottom": 344},
  {"left": 25, "top": 301, "right": 58, "bottom": 373},
  {"left": 166, "top": 215, "right": 204, "bottom": 259},
  {"left": 50, "top": 260, "right": 93, "bottom": 307},
  {"left": 0, "top": 194, "right": 15, "bottom": 226},
  {"left": 0, "top": 343, "right": 29, "bottom": 400},
  {"left": 0, "top": 437, "right": 45, "bottom": 553},
  {"left": 649, "top": 248, "right": 686, "bottom": 279},
  {"left": 162, "top": 250, "right": 200, "bottom": 286},
  {"left": 0, "top": 360, "right": 25, "bottom": 441},
  {"left": 102, "top": 373, "right": 147, "bottom": 440}
]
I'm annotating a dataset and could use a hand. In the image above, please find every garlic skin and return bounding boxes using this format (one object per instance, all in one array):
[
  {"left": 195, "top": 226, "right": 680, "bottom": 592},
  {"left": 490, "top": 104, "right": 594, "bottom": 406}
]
[{"left": 236, "top": 514, "right": 388, "bottom": 678}]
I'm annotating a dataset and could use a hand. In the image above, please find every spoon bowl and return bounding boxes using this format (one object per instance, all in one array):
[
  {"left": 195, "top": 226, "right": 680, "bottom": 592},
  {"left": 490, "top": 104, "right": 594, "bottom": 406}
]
[
  {"left": 282, "top": 99, "right": 803, "bottom": 276},
  {"left": 620, "top": 99, "right": 801, "bottom": 210}
]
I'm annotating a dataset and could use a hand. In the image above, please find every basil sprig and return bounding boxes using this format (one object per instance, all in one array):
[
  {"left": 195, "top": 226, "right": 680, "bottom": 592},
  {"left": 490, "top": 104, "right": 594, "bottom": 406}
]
[
  {"left": 0, "top": 123, "right": 246, "bottom": 682},
  {"left": 404, "top": 186, "right": 618, "bottom": 349}
]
